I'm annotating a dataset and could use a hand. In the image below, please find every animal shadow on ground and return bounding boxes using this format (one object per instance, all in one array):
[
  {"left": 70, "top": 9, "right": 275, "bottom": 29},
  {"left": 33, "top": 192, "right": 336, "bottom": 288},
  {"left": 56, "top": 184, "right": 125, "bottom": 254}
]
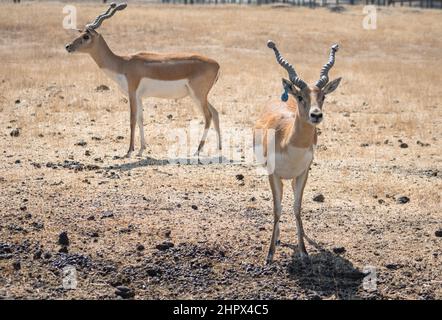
[
  {"left": 285, "top": 237, "right": 367, "bottom": 299},
  {"left": 106, "top": 155, "right": 236, "bottom": 171}
]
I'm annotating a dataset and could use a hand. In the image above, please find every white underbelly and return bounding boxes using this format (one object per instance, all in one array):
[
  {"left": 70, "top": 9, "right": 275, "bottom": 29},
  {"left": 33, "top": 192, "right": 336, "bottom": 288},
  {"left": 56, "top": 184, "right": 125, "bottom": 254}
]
[
  {"left": 273, "top": 146, "right": 313, "bottom": 179},
  {"left": 101, "top": 69, "right": 189, "bottom": 100},
  {"left": 138, "top": 78, "right": 189, "bottom": 99}
]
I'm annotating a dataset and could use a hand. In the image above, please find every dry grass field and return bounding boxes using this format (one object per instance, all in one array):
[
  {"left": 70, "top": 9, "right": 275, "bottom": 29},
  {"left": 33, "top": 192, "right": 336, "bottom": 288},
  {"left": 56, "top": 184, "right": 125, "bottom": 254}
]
[{"left": 0, "top": 1, "right": 441, "bottom": 299}]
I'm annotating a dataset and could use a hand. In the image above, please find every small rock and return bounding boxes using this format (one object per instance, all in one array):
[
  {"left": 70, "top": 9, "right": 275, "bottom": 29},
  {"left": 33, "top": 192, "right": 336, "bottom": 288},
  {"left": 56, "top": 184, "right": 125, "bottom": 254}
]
[
  {"left": 313, "top": 193, "right": 325, "bottom": 203},
  {"left": 333, "top": 247, "right": 346, "bottom": 254},
  {"left": 10, "top": 128, "right": 20, "bottom": 137},
  {"left": 85, "top": 150, "right": 91, "bottom": 156},
  {"left": 12, "top": 261, "right": 21, "bottom": 271},
  {"left": 75, "top": 140, "right": 87, "bottom": 147},
  {"left": 43, "top": 252, "right": 52, "bottom": 259},
  {"left": 15, "top": 99, "right": 20, "bottom": 104},
  {"left": 87, "top": 215, "right": 95, "bottom": 221},
  {"left": 115, "top": 286, "right": 134, "bottom": 299},
  {"left": 167, "top": 114, "right": 173, "bottom": 120},
  {"left": 101, "top": 211, "right": 114, "bottom": 219},
  {"left": 399, "top": 143, "right": 408, "bottom": 148},
  {"left": 360, "top": 143, "right": 369, "bottom": 147},
  {"left": 59, "top": 246, "right": 69, "bottom": 254},
  {"left": 33, "top": 250, "right": 42, "bottom": 260},
  {"left": 58, "top": 231, "right": 70, "bottom": 246},
  {"left": 191, "top": 205, "right": 198, "bottom": 210},
  {"left": 435, "top": 230, "right": 442, "bottom": 237},
  {"left": 136, "top": 244, "right": 145, "bottom": 251},
  {"left": 155, "top": 242, "right": 174, "bottom": 251},
  {"left": 116, "top": 136, "right": 124, "bottom": 140},
  {"left": 385, "top": 263, "right": 401, "bottom": 270},
  {"left": 396, "top": 196, "right": 410, "bottom": 204},
  {"left": 235, "top": 174, "right": 244, "bottom": 181},
  {"left": 417, "top": 140, "right": 430, "bottom": 147},
  {"left": 96, "top": 84, "right": 110, "bottom": 92}
]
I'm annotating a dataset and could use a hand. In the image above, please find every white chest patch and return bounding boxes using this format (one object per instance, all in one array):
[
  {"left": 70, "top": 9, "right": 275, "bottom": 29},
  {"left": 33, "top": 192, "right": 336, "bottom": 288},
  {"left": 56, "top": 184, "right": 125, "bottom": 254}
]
[
  {"left": 102, "top": 69, "right": 128, "bottom": 94},
  {"left": 273, "top": 146, "right": 313, "bottom": 179},
  {"left": 137, "top": 78, "right": 189, "bottom": 100}
]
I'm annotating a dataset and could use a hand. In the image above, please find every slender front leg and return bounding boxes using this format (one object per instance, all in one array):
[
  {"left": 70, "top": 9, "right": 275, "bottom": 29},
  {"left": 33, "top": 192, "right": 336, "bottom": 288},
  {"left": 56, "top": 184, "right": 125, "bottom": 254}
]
[
  {"left": 291, "top": 168, "right": 310, "bottom": 259},
  {"left": 126, "top": 91, "right": 137, "bottom": 158},
  {"left": 266, "top": 174, "right": 283, "bottom": 265},
  {"left": 136, "top": 94, "right": 146, "bottom": 157}
]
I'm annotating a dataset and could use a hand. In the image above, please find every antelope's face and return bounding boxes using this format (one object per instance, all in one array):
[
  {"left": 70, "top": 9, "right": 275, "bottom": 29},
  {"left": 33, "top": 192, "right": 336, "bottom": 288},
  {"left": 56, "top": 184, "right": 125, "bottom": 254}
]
[
  {"left": 267, "top": 40, "right": 342, "bottom": 126},
  {"left": 282, "top": 78, "right": 341, "bottom": 126},
  {"left": 65, "top": 29, "right": 99, "bottom": 54}
]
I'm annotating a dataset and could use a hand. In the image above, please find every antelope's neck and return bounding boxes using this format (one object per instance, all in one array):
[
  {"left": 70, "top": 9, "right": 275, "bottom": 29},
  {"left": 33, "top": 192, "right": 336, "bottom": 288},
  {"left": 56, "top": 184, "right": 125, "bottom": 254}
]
[
  {"left": 89, "top": 36, "right": 122, "bottom": 73},
  {"left": 289, "top": 113, "right": 316, "bottom": 148}
]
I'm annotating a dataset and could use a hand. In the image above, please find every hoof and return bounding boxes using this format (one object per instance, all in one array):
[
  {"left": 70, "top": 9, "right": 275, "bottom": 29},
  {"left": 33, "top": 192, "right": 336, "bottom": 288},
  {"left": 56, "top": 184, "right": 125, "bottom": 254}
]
[
  {"left": 265, "top": 254, "right": 273, "bottom": 265},
  {"left": 137, "top": 149, "right": 145, "bottom": 157},
  {"left": 299, "top": 251, "right": 309, "bottom": 261},
  {"left": 125, "top": 151, "right": 133, "bottom": 159}
]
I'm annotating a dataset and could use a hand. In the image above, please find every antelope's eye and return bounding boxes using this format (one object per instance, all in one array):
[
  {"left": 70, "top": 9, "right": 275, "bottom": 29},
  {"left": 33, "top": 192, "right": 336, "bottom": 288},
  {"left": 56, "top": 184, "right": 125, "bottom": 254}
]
[
  {"left": 83, "top": 35, "right": 90, "bottom": 40},
  {"left": 297, "top": 96, "right": 303, "bottom": 102}
]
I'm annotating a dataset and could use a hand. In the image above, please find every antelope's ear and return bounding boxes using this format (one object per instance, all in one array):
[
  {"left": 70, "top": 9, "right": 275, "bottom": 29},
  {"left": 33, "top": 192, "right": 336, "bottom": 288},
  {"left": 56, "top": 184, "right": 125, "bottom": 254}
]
[
  {"left": 282, "top": 78, "right": 299, "bottom": 96},
  {"left": 323, "top": 77, "right": 342, "bottom": 95}
]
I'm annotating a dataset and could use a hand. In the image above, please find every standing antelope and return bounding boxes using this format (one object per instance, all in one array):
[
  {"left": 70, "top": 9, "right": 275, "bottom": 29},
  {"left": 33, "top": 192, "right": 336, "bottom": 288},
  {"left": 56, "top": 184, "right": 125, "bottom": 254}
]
[
  {"left": 65, "top": 3, "right": 221, "bottom": 158},
  {"left": 254, "top": 41, "right": 342, "bottom": 264}
]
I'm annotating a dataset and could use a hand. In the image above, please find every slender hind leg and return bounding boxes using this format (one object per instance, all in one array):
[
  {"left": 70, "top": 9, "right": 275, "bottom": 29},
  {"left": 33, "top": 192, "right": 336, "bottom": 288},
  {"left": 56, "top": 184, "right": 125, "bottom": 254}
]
[
  {"left": 187, "top": 85, "right": 213, "bottom": 156},
  {"left": 266, "top": 174, "right": 283, "bottom": 265},
  {"left": 208, "top": 103, "right": 221, "bottom": 151}
]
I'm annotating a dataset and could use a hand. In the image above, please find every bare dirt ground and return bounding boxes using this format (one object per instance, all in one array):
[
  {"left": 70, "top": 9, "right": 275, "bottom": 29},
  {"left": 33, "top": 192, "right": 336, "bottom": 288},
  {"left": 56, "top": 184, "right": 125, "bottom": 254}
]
[{"left": 0, "top": 2, "right": 441, "bottom": 300}]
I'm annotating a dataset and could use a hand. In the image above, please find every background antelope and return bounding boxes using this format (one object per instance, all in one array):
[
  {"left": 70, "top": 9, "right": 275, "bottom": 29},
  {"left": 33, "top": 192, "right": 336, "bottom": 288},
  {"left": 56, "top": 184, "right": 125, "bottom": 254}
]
[
  {"left": 255, "top": 40, "right": 341, "bottom": 264},
  {"left": 65, "top": 3, "right": 221, "bottom": 158}
]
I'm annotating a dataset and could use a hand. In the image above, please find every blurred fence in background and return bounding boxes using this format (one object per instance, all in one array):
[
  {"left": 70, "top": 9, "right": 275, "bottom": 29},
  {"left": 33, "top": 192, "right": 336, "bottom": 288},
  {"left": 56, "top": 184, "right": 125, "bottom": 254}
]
[{"left": 157, "top": 0, "right": 442, "bottom": 8}]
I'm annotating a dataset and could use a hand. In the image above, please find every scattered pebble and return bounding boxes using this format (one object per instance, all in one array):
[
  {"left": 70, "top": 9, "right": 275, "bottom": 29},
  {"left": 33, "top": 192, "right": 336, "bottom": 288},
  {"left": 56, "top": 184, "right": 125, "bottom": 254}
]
[
  {"left": 58, "top": 231, "right": 70, "bottom": 246},
  {"left": 191, "top": 205, "right": 198, "bottom": 210},
  {"left": 399, "top": 143, "right": 408, "bottom": 148},
  {"left": 75, "top": 140, "right": 87, "bottom": 147},
  {"left": 59, "top": 246, "right": 69, "bottom": 254},
  {"left": 396, "top": 196, "right": 410, "bottom": 204},
  {"left": 96, "top": 84, "right": 110, "bottom": 92},
  {"left": 333, "top": 247, "right": 346, "bottom": 254},
  {"left": 115, "top": 286, "right": 135, "bottom": 299},
  {"left": 12, "top": 260, "right": 21, "bottom": 271},
  {"left": 385, "top": 263, "right": 401, "bottom": 270},
  {"left": 417, "top": 140, "right": 430, "bottom": 147},
  {"left": 435, "top": 230, "right": 442, "bottom": 237},
  {"left": 313, "top": 194, "right": 325, "bottom": 203},
  {"left": 156, "top": 242, "right": 174, "bottom": 251},
  {"left": 136, "top": 244, "right": 145, "bottom": 251},
  {"left": 101, "top": 211, "right": 114, "bottom": 219},
  {"left": 10, "top": 128, "right": 20, "bottom": 137},
  {"left": 235, "top": 174, "right": 244, "bottom": 181}
]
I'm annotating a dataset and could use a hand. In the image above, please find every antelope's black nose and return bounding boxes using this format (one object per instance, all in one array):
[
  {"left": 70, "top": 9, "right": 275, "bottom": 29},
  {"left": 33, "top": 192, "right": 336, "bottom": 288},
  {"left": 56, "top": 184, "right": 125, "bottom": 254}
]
[
  {"left": 310, "top": 112, "right": 323, "bottom": 120},
  {"left": 65, "top": 44, "right": 71, "bottom": 52}
]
